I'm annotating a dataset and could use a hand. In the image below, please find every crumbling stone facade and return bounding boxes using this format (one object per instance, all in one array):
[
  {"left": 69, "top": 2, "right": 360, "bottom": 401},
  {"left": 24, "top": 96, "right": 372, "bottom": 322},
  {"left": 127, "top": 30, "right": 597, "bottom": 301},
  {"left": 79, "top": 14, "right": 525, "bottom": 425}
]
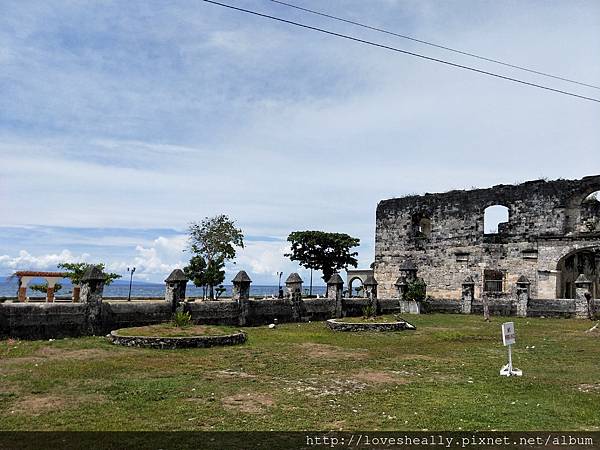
[{"left": 375, "top": 175, "right": 600, "bottom": 301}]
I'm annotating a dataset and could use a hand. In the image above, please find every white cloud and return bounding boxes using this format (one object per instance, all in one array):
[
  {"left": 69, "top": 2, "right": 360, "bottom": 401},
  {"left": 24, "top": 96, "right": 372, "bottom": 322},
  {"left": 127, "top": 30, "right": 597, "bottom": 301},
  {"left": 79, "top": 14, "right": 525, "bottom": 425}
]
[{"left": 0, "top": 250, "right": 90, "bottom": 271}]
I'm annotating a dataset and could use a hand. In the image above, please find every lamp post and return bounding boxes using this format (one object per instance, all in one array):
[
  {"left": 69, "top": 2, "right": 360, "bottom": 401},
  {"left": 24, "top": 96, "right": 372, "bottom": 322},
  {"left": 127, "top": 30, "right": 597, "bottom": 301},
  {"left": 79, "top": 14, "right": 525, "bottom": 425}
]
[
  {"left": 277, "top": 271, "right": 283, "bottom": 298},
  {"left": 127, "top": 267, "right": 136, "bottom": 302}
]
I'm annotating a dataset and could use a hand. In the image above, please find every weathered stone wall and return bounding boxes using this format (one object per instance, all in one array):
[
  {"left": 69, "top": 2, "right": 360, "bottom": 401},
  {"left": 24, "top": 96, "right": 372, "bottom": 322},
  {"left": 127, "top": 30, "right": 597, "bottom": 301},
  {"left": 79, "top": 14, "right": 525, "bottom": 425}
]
[
  {"left": 375, "top": 176, "right": 600, "bottom": 300},
  {"left": 0, "top": 303, "right": 88, "bottom": 339}
]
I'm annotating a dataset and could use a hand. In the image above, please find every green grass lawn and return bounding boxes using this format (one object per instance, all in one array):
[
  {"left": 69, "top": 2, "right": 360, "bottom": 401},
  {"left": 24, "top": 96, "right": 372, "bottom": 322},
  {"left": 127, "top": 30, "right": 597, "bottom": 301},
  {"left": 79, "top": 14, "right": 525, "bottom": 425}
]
[{"left": 0, "top": 314, "right": 598, "bottom": 431}]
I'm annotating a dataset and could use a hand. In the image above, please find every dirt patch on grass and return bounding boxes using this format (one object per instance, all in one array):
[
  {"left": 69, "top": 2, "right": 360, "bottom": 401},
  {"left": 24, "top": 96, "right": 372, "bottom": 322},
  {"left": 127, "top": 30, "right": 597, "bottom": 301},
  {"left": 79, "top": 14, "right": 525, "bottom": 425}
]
[
  {"left": 9, "top": 393, "right": 106, "bottom": 415},
  {"left": 36, "top": 348, "right": 114, "bottom": 360},
  {"left": 577, "top": 383, "right": 600, "bottom": 393},
  {"left": 222, "top": 393, "right": 274, "bottom": 413},
  {"left": 299, "top": 343, "right": 368, "bottom": 360},
  {"left": 215, "top": 369, "right": 257, "bottom": 379},
  {"left": 353, "top": 370, "right": 409, "bottom": 385}
]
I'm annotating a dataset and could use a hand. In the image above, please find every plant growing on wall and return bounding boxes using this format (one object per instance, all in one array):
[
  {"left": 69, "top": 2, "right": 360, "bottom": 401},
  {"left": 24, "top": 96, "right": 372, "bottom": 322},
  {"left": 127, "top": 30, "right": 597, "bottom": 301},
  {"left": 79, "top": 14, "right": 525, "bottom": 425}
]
[
  {"left": 285, "top": 231, "right": 360, "bottom": 294},
  {"left": 188, "top": 215, "right": 244, "bottom": 299}
]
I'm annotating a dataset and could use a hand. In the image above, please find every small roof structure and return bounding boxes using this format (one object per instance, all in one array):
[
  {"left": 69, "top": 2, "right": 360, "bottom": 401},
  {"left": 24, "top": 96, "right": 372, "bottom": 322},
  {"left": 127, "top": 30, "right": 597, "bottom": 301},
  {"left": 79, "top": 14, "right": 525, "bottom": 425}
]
[
  {"left": 81, "top": 265, "right": 105, "bottom": 282},
  {"left": 232, "top": 270, "right": 252, "bottom": 283},
  {"left": 327, "top": 273, "right": 344, "bottom": 285},
  {"left": 399, "top": 259, "right": 417, "bottom": 271},
  {"left": 165, "top": 269, "right": 188, "bottom": 282},
  {"left": 516, "top": 275, "right": 530, "bottom": 284},
  {"left": 14, "top": 271, "right": 68, "bottom": 278},
  {"left": 285, "top": 273, "right": 303, "bottom": 283},
  {"left": 575, "top": 274, "right": 592, "bottom": 284},
  {"left": 463, "top": 275, "right": 475, "bottom": 284},
  {"left": 363, "top": 274, "right": 378, "bottom": 286}
]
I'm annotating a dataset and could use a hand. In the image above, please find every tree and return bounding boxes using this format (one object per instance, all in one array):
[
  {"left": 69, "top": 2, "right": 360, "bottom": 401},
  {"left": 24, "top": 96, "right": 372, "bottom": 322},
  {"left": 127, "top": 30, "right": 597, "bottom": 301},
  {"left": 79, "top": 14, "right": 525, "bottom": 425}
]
[
  {"left": 58, "top": 262, "right": 121, "bottom": 286},
  {"left": 404, "top": 278, "right": 427, "bottom": 302},
  {"left": 285, "top": 231, "right": 360, "bottom": 291},
  {"left": 184, "top": 255, "right": 208, "bottom": 298},
  {"left": 188, "top": 215, "right": 244, "bottom": 299}
]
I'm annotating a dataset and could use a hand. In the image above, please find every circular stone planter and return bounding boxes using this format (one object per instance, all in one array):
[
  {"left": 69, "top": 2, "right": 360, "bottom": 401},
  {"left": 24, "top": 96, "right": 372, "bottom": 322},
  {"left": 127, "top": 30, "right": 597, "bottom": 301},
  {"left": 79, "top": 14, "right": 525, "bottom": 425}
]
[
  {"left": 326, "top": 318, "right": 416, "bottom": 332},
  {"left": 109, "top": 329, "right": 247, "bottom": 349}
]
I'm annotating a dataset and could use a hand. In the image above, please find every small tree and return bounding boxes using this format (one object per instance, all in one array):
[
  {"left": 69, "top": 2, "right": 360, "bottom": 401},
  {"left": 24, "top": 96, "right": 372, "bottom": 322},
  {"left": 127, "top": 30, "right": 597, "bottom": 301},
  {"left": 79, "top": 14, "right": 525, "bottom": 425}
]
[
  {"left": 188, "top": 215, "right": 243, "bottom": 298},
  {"left": 286, "top": 231, "right": 360, "bottom": 293},
  {"left": 184, "top": 255, "right": 208, "bottom": 298},
  {"left": 58, "top": 262, "right": 121, "bottom": 286}
]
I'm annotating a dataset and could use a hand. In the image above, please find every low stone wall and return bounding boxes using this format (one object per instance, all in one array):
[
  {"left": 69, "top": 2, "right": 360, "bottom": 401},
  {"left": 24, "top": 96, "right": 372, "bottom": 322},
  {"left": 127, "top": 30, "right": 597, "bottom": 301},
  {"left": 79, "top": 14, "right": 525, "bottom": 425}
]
[
  {"left": 186, "top": 300, "right": 240, "bottom": 325},
  {"left": 247, "top": 299, "right": 293, "bottom": 325},
  {"left": 0, "top": 302, "right": 88, "bottom": 339},
  {"left": 101, "top": 302, "right": 172, "bottom": 333},
  {"left": 421, "top": 298, "right": 462, "bottom": 314},
  {"left": 326, "top": 318, "right": 415, "bottom": 332},
  {"left": 109, "top": 330, "right": 247, "bottom": 349},
  {"left": 303, "top": 298, "right": 335, "bottom": 321}
]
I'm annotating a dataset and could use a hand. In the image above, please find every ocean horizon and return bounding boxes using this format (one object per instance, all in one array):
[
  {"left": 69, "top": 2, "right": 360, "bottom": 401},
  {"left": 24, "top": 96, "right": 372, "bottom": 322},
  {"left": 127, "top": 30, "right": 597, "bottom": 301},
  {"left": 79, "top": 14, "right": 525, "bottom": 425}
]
[{"left": 0, "top": 279, "right": 327, "bottom": 299}]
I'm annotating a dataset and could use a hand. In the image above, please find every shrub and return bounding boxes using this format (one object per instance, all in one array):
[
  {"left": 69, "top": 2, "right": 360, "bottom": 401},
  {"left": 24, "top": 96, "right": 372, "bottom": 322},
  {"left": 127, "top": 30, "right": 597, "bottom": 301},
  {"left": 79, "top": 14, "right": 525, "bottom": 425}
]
[
  {"left": 362, "top": 304, "right": 375, "bottom": 318},
  {"left": 172, "top": 311, "right": 192, "bottom": 328},
  {"left": 405, "top": 278, "right": 427, "bottom": 302}
]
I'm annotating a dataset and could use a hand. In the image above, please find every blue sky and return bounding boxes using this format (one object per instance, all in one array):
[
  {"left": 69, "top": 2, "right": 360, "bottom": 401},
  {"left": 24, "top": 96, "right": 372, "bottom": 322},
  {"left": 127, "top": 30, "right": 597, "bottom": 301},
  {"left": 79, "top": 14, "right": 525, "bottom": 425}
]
[{"left": 1, "top": 0, "right": 599, "bottom": 283}]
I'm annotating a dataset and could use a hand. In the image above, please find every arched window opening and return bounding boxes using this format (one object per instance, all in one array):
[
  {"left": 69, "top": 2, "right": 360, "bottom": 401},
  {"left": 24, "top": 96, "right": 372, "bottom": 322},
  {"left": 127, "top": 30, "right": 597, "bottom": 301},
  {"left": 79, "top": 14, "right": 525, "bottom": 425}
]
[
  {"left": 348, "top": 277, "right": 364, "bottom": 298},
  {"left": 484, "top": 205, "right": 509, "bottom": 234},
  {"left": 418, "top": 217, "right": 432, "bottom": 237},
  {"left": 556, "top": 248, "right": 599, "bottom": 299}
]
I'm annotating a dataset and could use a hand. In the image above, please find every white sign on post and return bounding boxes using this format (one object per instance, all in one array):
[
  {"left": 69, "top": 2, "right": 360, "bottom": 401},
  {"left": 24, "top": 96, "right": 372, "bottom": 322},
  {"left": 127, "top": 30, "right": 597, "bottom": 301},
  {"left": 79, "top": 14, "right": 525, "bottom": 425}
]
[
  {"left": 500, "top": 321, "right": 522, "bottom": 377},
  {"left": 502, "top": 322, "right": 516, "bottom": 346}
]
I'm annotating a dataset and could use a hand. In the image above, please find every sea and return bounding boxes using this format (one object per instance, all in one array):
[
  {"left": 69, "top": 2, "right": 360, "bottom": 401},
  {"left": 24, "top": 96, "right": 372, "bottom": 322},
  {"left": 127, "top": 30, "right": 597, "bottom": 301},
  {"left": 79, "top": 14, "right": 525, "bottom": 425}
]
[{"left": 0, "top": 278, "right": 327, "bottom": 299}]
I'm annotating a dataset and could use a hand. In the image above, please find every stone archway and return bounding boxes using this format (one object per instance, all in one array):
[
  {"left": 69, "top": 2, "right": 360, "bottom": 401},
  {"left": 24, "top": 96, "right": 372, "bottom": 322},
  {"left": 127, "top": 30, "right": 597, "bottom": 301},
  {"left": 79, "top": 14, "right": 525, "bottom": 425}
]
[
  {"left": 346, "top": 269, "right": 373, "bottom": 298},
  {"left": 14, "top": 271, "right": 68, "bottom": 302},
  {"left": 556, "top": 248, "right": 599, "bottom": 299}
]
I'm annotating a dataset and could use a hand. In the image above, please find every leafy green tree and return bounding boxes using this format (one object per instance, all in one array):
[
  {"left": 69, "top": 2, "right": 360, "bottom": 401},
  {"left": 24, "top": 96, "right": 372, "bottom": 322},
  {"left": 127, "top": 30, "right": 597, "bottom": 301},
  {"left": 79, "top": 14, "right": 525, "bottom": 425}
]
[
  {"left": 188, "top": 215, "right": 243, "bottom": 299},
  {"left": 58, "top": 262, "right": 121, "bottom": 286},
  {"left": 188, "top": 215, "right": 244, "bottom": 263},
  {"left": 285, "top": 231, "right": 360, "bottom": 292}
]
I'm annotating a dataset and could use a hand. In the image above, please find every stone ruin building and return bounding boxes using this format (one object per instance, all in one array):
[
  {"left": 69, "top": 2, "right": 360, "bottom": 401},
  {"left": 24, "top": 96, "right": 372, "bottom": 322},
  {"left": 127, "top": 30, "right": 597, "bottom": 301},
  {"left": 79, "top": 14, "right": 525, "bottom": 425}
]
[{"left": 374, "top": 175, "right": 600, "bottom": 304}]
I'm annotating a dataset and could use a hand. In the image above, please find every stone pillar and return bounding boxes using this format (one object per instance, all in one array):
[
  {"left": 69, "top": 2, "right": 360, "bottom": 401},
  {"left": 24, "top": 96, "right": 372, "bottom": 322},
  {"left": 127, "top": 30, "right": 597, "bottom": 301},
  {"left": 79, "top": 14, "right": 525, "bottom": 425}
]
[
  {"left": 80, "top": 266, "right": 106, "bottom": 335},
  {"left": 18, "top": 281, "right": 27, "bottom": 302},
  {"left": 286, "top": 273, "right": 304, "bottom": 321},
  {"left": 327, "top": 273, "right": 344, "bottom": 318},
  {"left": 232, "top": 270, "right": 251, "bottom": 326},
  {"left": 395, "top": 276, "right": 407, "bottom": 300},
  {"left": 45, "top": 277, "right": 61, "bottom": 303},
  {"left": 364, "top": 275, "right": 378, "bottom": 315},
  {"left": 396, "top": 259, "right": 420, "bottom": 314},
  {"left": 516, "top": 275, "right": 530, "bottom": 318},
  {"left": 165, "top": 269, "right": 188, "bottom": 313},
  {"left": 575, "top": 274, "right": 593, "bottom": 319},
  {"left": 72, "top": 285, "right": 81, "bottom": 303},
  {"left": 461, "top": 276, "right": 475, "bottom": 314}
]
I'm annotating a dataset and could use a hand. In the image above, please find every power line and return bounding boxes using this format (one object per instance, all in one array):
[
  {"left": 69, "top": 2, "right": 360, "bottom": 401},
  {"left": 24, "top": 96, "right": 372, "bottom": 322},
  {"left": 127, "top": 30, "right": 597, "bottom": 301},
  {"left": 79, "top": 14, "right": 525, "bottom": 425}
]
[
  {"left": 202, "top": 0, "right": 600, "bottom": 104},
  {"left": 268, "top": 0, "right": 600, "bottom": 91}
]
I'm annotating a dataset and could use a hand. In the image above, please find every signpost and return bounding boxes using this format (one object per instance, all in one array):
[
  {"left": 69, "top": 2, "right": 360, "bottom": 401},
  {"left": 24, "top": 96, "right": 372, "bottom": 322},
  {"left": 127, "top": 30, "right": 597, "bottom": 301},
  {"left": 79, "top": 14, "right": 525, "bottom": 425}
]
[{"left": 500, "top": 322, "right": 522, "bottom": 377}]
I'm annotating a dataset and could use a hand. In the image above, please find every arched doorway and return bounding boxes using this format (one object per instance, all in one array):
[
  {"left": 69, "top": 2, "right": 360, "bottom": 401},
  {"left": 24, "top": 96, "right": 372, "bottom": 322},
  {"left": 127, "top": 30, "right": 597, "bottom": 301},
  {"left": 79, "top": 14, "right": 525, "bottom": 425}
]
[{"left": 556, "top": 248, "right": 599, "bottom": 299}]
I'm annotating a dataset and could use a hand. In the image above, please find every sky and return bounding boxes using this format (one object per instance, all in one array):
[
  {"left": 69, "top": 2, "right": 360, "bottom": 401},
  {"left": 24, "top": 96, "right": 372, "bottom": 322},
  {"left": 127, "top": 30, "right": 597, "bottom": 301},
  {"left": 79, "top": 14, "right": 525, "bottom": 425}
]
[{"left": 1, "top": 0, "right": 599, "bottom": 284}]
